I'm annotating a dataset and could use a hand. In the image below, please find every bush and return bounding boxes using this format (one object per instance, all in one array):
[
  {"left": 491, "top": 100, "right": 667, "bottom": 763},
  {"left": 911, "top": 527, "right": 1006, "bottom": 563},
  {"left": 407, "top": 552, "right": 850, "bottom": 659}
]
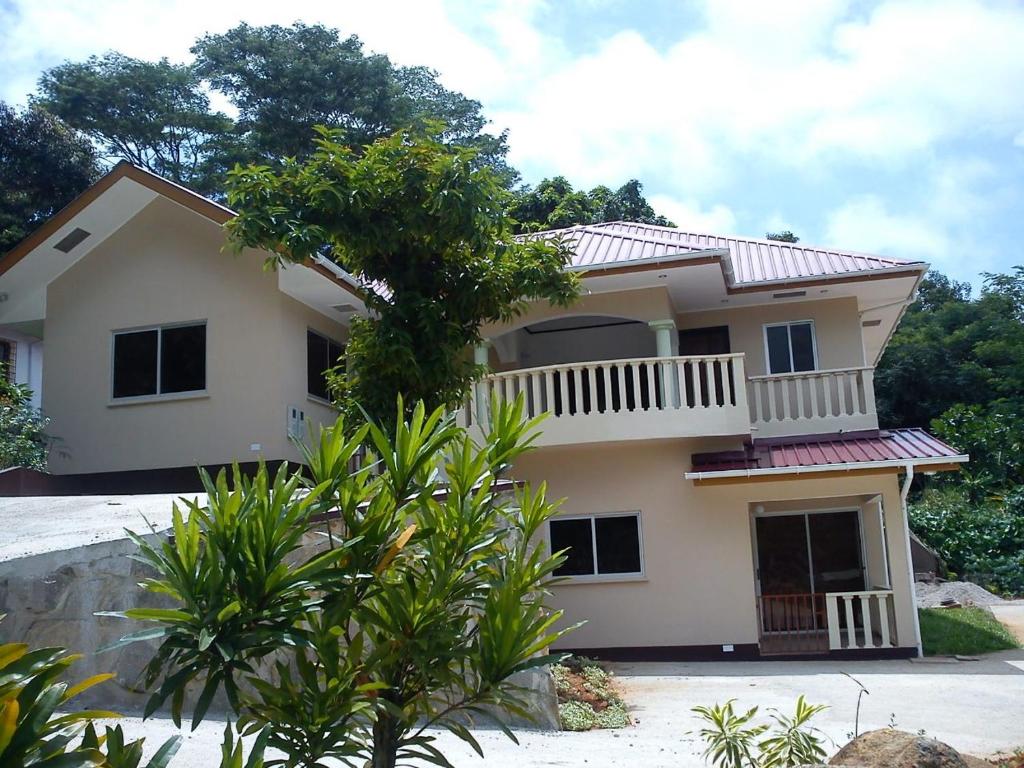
[
  {"left": 909, "top": 487, "right": 1024, "bottom": 595},
  {"left": 551, "top": 656, "right": 629, "bottom": 731},
  {"left": 107, "top": 397, "right": 575, "bottom": 768},
  {"left": 692, "top": 696, "right": 828, "bottom": 768}
]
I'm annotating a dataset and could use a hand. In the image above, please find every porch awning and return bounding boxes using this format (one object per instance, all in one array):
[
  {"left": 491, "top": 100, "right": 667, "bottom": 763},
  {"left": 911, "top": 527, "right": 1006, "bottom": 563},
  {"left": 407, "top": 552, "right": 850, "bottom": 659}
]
[{"left": 686, "top": 428, "right": 967, "bottom": 483}]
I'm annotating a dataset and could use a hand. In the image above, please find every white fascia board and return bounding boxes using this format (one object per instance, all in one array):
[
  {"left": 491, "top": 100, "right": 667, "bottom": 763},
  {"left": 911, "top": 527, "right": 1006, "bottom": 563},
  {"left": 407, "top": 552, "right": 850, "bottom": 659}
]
[{"left": 684, "top": 454, "right": 969, "bottom": 481}]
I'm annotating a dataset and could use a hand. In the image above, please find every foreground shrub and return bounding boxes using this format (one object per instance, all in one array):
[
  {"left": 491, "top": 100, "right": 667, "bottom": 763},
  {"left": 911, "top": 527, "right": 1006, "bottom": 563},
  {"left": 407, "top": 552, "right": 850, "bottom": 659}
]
[
  {"left": 107, "top": 397, "right": 576, "bottom": 768},
  {"left": 551, "top": 656, "right": 629, "bottom": 731},
  {"left": 692, "top": 696, "right": 828, "bottom": 768},
  {"left": 0, "top": 616, "right": 180, "bottom": 768}
]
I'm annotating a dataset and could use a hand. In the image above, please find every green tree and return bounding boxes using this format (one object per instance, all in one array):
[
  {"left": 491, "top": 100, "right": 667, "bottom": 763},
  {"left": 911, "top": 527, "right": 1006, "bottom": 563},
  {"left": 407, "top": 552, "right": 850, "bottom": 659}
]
[
  {"left": 875, "top": 269, "right": 1024, "bottom": 429},
  {"left": 225, "top": 126, "right": 577, "bottom": 426},
  {"left": 0, "top": 102, "right": 99, "bottom": 254},
  {"left": 34, "top": 53, "right": 234, "bottom": 194},
  {"left": 191, "top": 23, "right": 514, "bottom": 183},
  {"left": 110, "top": 399, "right": 576, "bottom": 768},
  {"left": 0, "top": 373, "right": 50, "bottom": 470},
  {"left": 765, "top": 231, "right": 799, "bottom": 243},
  {"left": 510, "top": 176, "right": 673, "bottom": 232}
]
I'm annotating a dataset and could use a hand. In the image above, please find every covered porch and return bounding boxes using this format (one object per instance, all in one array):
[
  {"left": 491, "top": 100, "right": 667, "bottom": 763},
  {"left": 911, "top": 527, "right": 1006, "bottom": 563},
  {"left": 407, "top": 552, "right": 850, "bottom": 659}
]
[{"left": 752, "top": 498, "right": 898, "bottom": 655}]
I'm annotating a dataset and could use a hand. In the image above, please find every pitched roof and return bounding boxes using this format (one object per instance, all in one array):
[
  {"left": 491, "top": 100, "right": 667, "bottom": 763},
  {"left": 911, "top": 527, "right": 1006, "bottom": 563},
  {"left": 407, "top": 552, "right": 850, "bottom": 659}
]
[
  {"left": 529, "top": 221, "right": 927, "bottom": 288},
  {"left": 688, "top": 428, "right": 967, "bottom": 480},
  {"left": 0, "top": 162, "right": 363, "bottom": 300}
]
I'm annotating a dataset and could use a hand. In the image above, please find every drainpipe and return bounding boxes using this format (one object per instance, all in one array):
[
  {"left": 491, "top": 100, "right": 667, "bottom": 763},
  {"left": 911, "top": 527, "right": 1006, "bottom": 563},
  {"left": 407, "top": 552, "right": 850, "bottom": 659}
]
[{"left": 900, "top": 462, "right": 923, "bottom": 658}]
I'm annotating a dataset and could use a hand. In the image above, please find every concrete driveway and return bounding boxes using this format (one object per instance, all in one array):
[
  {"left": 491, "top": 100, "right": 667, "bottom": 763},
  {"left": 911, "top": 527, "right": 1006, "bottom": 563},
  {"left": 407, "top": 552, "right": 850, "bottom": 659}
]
[{"left": 104, "top": 651, "right": 1024, "bottom": 768}]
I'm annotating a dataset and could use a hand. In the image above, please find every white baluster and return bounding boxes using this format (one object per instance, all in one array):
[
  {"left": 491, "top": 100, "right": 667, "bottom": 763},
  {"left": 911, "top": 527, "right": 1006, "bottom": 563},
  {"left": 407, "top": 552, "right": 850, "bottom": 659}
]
[
  {"left": 860, "top": 594, "right": 874, "bottom": 648},
  {"left": 826, "top": 594, "right": 841, "bottom": 650},
  {"left": 878, "top": 593, "right": 892, "bottom": 647},
  {"left": 844, "top": 596, "right": 858, "bottom": 648}
]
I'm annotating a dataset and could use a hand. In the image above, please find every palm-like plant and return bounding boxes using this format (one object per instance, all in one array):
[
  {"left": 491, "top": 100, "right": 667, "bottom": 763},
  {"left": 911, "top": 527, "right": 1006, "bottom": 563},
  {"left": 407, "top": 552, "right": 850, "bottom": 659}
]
[
  {"left": 0, "top": 616, "right": 180, "bottom": 768},
  {"left": 107, "top": 396, "right": 577, "bottom": 768}
]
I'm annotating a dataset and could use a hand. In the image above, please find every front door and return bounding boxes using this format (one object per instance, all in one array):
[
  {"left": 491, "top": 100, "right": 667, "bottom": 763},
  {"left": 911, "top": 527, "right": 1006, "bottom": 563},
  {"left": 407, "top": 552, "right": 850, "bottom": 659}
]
[{"left": 754, "top": 510, "right": 865, "bottom": 653}]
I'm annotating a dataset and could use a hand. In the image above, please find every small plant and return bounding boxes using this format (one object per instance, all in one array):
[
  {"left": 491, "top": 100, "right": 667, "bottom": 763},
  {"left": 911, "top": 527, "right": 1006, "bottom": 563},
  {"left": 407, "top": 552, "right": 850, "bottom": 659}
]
[
  {"left": 692, "top": 696, "right": 829, "bottom": 768},
  {"left": 0, "top": 614, "right": 181, "bottom": 768},
  {"left": 551, "top": 656, "right": 630, "bottom": 731}
]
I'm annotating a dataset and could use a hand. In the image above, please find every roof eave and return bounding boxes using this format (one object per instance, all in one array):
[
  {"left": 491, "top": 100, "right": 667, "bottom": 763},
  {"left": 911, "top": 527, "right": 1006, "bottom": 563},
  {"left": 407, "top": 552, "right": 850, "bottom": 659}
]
[{"left": 685, "top": 454, "right": 969, "bottom": 483}]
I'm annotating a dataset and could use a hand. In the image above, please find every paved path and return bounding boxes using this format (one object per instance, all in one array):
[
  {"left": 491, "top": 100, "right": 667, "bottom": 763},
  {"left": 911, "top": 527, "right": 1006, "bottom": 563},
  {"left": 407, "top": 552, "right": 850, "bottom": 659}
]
[
  {"left": 991, "top": 604, "right": 1024, "bottom": 645},
  {"left": 101, "top": 651, "right": 1024, "bottom": 768}
]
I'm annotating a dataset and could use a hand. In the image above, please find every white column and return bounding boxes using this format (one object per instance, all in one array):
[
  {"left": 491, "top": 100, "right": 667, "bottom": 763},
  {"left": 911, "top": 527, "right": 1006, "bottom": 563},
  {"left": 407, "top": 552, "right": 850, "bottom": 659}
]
[
  {"left": 648, "top": 320, "right": 676, "bottom": 407},
  {"left": 474, "top": 341, "right": 491, "bottom": 424}
]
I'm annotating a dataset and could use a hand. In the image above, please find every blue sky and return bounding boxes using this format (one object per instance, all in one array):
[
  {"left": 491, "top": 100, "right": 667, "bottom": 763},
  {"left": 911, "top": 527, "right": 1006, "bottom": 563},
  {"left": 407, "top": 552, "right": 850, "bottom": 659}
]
[{"left": 3, "top": 0, "right": 1023, "bottom": 287}]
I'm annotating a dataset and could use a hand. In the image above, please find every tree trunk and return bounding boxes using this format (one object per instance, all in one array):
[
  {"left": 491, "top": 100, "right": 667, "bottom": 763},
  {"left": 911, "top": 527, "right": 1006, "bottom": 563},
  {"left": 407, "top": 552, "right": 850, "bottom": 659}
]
[{"left": 372, "top": 714, "right": 399, "bottom": 768}]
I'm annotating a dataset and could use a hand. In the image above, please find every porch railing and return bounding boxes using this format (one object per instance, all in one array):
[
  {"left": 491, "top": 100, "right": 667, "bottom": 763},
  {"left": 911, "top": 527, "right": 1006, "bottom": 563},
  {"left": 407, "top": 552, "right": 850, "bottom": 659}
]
[
  {"left": 747, "top": 366, "right": 877, "bottom": 436},
  {"left": 757, "top": 593, "right": 828, "bottom": 654},
  {"left": 824, "top": 590, "right": 896, "bottom": 650},
  {"left": 462, "top": 354, "right": 749, "bottom": 444}
]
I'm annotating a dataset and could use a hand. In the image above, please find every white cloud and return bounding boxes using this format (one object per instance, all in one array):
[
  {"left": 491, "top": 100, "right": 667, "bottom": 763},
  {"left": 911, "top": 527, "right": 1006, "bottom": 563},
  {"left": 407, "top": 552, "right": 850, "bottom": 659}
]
[
  {"left": 825, "top": 195, "right": 949, "bottom": 261},
  {"left": 648, "top": 195, "right": 736, "bottom": 233}
]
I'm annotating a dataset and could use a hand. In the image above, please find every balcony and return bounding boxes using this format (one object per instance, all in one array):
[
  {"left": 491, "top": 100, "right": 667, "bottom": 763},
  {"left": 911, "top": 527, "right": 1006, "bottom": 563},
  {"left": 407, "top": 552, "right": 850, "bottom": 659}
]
[
  {"left": 461, "top": 354, "right": 751, "bottom": 446},
  {"left": 747, "top": 366, "right": 878, "bottom": 439},
  {"left": 461, "top": 354, "right": 880, "bottom": 448}
]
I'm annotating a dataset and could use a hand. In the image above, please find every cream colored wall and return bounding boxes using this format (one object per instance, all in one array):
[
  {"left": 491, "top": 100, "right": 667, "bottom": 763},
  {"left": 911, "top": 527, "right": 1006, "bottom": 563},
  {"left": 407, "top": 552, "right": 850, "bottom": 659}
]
[
  {"left": 512, "top": 444, "right": 915, "bottom": 651},
  {"left": 677, "top": 297, "right": 865, "bottom": 376},
  {"left": 43, "top": 197, "right": 346, "bottom": 474}
]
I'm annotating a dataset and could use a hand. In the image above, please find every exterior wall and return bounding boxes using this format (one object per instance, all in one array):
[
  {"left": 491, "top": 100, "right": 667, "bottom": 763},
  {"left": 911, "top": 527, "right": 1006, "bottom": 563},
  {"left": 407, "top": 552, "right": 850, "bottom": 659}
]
[
  {"left": 512, "top": 443, "right": 915, "bottom": 652},
  {"left": 43, "top": 197, "right": 346, "bottom": 474},
  {"left": 676, "top": 296, "right": 865, "bottom": 377}
]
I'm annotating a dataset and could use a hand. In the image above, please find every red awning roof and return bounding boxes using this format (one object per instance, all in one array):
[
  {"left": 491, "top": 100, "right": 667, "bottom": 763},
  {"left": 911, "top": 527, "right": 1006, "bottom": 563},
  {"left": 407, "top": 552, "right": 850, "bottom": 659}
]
[{"left": 688, "top": 429, "right": 967, "bottom": 479}]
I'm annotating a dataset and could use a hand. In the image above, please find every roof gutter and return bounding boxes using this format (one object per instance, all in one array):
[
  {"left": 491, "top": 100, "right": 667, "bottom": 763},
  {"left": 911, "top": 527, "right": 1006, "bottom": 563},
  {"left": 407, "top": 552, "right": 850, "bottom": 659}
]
[{"left": 684, "top": 454, "right": 968, "bottom": 482}]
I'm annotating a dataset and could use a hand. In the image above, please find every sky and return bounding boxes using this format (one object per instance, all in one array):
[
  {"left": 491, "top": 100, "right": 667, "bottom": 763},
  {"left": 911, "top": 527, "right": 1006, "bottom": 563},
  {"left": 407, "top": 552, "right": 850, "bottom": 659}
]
[{"left": 2, "top": 0, "right": 1024, "bottom": 287}]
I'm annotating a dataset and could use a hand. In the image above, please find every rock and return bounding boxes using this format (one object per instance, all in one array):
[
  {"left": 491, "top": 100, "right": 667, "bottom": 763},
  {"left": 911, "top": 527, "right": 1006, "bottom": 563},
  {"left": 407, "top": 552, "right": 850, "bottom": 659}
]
[{"left": 830, "top": 729, "right": 970, "bottom": 768}]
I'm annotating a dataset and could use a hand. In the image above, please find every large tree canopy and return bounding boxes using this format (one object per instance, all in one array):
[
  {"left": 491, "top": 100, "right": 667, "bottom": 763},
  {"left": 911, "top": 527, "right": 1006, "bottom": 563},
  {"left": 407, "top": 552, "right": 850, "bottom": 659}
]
[
  {"left": 34, "top": 53, "right": 232, "bottom": 193},
  {"left": 0, "top": 102, "right": 99, "bottom": 254},
  {"left": 191, "top": 22, "right": 515, "bottom": 182},
  {"left": 225, "top": 127, "right": 577, "bottom": 424},
  {"left": 875, "top": 268, "right": 1024, "bottom": 430},
  {"left": 509, "top": 176, "right": 673, "bottom": 232}
]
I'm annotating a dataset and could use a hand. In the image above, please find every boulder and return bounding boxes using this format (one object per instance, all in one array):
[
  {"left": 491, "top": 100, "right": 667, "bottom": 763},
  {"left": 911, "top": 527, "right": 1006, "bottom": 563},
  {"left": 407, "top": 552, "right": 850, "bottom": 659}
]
[{"left": 829, "top": 729, "right": 970, "bottom": 768}]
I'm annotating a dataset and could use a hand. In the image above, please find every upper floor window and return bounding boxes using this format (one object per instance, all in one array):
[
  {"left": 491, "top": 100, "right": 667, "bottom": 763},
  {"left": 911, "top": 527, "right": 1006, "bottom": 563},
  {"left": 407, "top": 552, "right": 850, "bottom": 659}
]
[
  {"left": 549, "top": 512, "right": 644, "bottom": 580},
  {"left": 764, "top": 321, "right": 817, "bottom": 375},
  {"left": 307, "top": 329, "right": 344, "bottom": 401},
  {"left": 112, "top": 322, "right": 206, "bottom": 399}
]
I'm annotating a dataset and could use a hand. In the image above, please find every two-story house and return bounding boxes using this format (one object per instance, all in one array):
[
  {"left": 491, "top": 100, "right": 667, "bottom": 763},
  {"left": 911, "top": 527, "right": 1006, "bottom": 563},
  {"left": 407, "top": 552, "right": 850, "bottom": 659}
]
[{"left": 0, "top": 163, "right": 966, "bottom": 659}]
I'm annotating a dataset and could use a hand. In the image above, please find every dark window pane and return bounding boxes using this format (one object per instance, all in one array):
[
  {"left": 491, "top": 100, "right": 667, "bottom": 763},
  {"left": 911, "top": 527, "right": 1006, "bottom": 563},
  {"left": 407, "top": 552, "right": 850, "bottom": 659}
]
[
  {"left": 790, "top": 323, "right": 816, "bottom": 372},
  {"left": 307, "top": 331, "right": 329, "bottom": 400},
  {"left": 595, "top": 515, "right": 641, "bottom": 574},
  {"left": 113, "top": 330, "right": 158, "bottom": 398},
  {"left": 550, "top": 518, "right": 595, "bottom": 576},
  {"left": 160, "top": 324, "right": 206, "bottom": 393},
  {"left": 766, "top": 325, "right": 792, "bottom": 374}
]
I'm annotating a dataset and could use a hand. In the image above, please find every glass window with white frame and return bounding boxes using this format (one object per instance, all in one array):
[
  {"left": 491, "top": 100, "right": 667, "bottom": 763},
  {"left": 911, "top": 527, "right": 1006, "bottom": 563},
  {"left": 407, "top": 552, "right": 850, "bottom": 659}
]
[
  {"left": 764, "top": 320, "right": 817, "bottom": 374},
  {"left": 549, "top": 512, "right": 643, "bottom": 578},
  {"left": 112, "top": 322, "right": 206, "bottom": 399}
]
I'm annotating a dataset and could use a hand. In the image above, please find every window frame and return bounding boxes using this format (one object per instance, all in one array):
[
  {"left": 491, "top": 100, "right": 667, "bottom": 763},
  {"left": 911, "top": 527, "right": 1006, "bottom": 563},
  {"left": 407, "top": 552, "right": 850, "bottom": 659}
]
[
  {"left": 109, "top": 320, "right": 208, "bottom": 404},
  {"left": 306, "top": 327, "right": 345, "bottom": 404},
  {"left": 547, "top": 510, "right": 646, "bottom": 583},
  {"left": 762, "top": 319, "right": 818, "bottom": 375}
]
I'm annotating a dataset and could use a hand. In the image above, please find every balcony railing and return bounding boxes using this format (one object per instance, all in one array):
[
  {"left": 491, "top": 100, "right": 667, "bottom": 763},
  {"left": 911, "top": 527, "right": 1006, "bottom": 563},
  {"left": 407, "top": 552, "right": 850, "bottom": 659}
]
[
  {"left": 462, "top": 354, "right": 750, "bottom": 446},
  {"left": 747, "top": 366, "right": 878, "bottom": 438}
]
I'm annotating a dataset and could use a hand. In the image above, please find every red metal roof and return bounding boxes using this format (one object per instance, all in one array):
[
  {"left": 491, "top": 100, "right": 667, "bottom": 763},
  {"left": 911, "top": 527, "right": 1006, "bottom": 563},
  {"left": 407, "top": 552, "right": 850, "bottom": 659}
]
[
  {"left": 691, "top": 429, "right": 965, "bottom": 475},
  {"left": 528, "top": 221, "right": 926, "bottom": 287}
]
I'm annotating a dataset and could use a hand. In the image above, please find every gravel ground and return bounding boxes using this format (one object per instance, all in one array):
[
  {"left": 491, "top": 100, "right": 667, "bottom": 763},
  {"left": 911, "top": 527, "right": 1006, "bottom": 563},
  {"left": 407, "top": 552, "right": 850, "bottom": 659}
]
[{"left": 916, "top": 580, "right": 1007, "bottom": 608}]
